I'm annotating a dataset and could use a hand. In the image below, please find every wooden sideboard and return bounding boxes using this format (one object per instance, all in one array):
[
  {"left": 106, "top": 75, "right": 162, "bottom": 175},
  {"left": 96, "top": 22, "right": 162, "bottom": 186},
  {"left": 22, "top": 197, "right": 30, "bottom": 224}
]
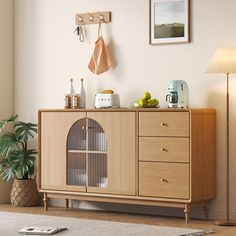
[{"left": 38, "top": 108, "right": 216, "bottom": 223}]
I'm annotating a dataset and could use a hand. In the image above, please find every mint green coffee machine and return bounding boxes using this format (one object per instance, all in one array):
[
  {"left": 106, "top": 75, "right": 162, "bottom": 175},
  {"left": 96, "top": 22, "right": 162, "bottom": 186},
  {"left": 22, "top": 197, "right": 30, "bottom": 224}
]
[{"left": 166, "top": 80, "right": 189, "bottom": 108}]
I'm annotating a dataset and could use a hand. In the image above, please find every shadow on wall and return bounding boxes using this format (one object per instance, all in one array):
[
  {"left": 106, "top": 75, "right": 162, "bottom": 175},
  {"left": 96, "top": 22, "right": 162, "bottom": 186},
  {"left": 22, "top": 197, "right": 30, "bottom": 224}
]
[
  {"left": 0, "top": 179, "right": 12, "bottom": 204},
  {"left": 207, "top": 91, "right": 225, "bottom": 111},
  {"left": 107, "top": 39, "right": 117, "bottom": 70},
  {"left": 0, "top": 123, "right": 13, "bottom": 204},
  {"left": 206, "top": 90, "right": 236, "bottom": 219}
]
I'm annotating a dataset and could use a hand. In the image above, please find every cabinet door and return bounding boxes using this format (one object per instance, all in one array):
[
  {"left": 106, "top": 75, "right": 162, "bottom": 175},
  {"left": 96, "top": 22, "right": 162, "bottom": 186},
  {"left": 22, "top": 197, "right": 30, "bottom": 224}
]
[
  {"left": 86, "top": 112, "right": 136, "bottom": 195},
  {"left": 40, "top": 112, "right": 86, "bottom": 191}
]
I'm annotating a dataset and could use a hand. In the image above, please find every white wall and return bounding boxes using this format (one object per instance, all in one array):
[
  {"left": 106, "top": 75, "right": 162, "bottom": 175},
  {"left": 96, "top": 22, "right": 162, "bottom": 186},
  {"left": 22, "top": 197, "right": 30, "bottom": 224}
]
[
  {"left": 0, "top": 0, "right": 14, "bottom": 203},
  {"left": 15, "top": 0, "right": 236, "bottom": 220}
]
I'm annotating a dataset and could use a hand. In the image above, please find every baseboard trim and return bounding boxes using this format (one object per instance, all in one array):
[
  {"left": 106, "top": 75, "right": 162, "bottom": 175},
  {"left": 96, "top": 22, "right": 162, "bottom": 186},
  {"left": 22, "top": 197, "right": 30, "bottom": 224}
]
[{"left": 209, "top": 208, "right": 236, "bottom": 220}]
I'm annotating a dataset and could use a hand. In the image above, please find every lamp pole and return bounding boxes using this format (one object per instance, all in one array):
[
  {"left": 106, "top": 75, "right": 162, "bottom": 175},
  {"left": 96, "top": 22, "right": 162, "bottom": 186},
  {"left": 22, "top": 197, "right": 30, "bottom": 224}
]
[{"left": 226, "top": 73, "right": 229, "bottom": 222}]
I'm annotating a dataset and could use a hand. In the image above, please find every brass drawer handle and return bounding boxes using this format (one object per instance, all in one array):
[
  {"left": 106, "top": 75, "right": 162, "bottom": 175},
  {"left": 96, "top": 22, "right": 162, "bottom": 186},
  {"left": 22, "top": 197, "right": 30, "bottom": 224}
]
[
  {"left": 160, "top": 148, "right": 168, "bottom": 152},
  {"left": 160, "top": 122, "right": 168, "bottom": 126},
  {"left": 160, "top": 178, "right": 168, "bottom": 183}
]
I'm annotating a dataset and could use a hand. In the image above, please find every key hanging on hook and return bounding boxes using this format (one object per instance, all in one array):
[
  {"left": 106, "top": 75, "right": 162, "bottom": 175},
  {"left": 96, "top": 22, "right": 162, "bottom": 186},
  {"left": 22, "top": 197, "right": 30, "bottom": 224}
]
[
  {"left": 74, "top": 25, "right": 80, "bottom": 36},
  {"left": 74, "top": 24, "right": 85, "bottom": 42},
  {"left": 74, "top": 14, "right": 85, "bottom": 42}
]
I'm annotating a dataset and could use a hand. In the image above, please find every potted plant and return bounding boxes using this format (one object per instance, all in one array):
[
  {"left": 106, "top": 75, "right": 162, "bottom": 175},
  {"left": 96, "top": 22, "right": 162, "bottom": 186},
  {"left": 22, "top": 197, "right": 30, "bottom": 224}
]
[{"left": 0, "top": 114, "right": 39, "bottom": 206}]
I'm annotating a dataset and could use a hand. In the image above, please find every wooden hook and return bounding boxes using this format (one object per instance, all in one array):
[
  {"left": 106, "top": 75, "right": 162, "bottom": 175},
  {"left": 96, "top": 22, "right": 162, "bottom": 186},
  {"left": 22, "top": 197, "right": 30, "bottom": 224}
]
[
  {"left": 75, "top": 11, "right": 111, "bottom": 25},
  {"left": 98, "top": 11, "right": 105, "bottom": 22},
  {"left": 77, "top": 14, "right": 83, "bottom": 23},
  {"left": 88, "top": 12, "right": 94, "bottom": 21}
]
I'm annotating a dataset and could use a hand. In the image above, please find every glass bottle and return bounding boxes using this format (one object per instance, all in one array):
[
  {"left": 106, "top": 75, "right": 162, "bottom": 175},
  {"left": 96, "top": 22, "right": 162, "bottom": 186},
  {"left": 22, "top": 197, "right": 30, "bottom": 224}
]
[
  {"left": 80, "top": 78, "right": 86, "bottom": 109},
  {"left": 68, "top": 78, "right": 75, "bottom": 97},
  {"left": 65, "top": 78, "right": 75, "bottom": 109}
]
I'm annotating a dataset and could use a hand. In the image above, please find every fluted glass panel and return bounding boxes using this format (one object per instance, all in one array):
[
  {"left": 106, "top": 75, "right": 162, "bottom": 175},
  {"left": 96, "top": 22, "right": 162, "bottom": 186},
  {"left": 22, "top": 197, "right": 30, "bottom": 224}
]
[
  {"left": 67, "top": 118, "right": 86, "bottom": 150},
  {"left": 88, "top": 153, "right": 107, "bottom": 187},
  {"left": 88, "top": 119, "right": 107, "bottom": 151},
  {"left": 67, "top": 153, "right": 86, "bottom": 186}
]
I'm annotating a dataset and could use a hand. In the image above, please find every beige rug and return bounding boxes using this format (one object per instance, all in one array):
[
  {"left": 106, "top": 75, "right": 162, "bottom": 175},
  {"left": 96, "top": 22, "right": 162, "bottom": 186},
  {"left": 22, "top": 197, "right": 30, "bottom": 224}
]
[{"left": 0, "top": 211, "right": 204, "bottom": 236}]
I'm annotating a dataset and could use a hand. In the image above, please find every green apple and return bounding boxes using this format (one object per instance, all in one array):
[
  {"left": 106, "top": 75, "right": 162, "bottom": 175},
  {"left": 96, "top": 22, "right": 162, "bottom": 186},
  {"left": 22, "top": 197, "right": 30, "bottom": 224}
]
[
  {"left": 152, "top": 98, "right": 159, "bottom": 107},
  {"left": 143, "top": 91, "right": 151, "bottom": 100},
  {"left": 138, "top": 98, "right": 147, "bottom": 108},
  {"left": 147, "top": 98, "right": 159, "bottom": 107},
  {"left": 147, "top": 98, "right": 153, "bottom": 107}
]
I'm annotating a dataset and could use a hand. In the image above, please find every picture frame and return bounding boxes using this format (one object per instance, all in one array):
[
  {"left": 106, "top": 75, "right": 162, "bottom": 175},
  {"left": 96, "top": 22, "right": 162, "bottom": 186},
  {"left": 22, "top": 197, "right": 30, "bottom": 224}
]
[{"left": 150, "top": 0, "right": 190, "bottom": 45}]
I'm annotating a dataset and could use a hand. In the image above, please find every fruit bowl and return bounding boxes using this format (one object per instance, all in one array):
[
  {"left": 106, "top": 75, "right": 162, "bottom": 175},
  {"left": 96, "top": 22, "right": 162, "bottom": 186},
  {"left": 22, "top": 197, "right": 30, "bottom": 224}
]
[
  {"left": 133, "top": 103, "right": 159, "bottom": 108},
  {"left": 134, "top": 92, "right": 159, "bottom": 108}
]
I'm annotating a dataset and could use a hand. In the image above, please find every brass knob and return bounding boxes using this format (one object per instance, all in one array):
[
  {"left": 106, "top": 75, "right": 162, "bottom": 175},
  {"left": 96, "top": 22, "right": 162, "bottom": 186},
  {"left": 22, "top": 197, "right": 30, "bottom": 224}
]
[
  {"left": 160, "top": 148, "right": 167, "bottom": 152},
  {"left": 82, "top": 126, "right": 93, "bottom": 130},
  {"left": 160, "top": 178, "right": 168, "bottom": 183},
  {"left": 160, "top": 122, "right": 167, "bottom": 126}
]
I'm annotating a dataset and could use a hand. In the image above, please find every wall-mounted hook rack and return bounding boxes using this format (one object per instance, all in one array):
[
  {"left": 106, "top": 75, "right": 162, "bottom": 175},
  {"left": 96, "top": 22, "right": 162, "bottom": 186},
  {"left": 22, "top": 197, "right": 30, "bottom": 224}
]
[{"left": 75, "top": 11, "right": 111, "bottom": 25}]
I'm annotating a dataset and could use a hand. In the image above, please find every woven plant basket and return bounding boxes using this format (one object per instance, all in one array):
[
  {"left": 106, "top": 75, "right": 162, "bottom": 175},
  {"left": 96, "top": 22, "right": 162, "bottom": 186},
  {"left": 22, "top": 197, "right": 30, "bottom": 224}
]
[{"left": 11, "top": 179, "right": 39, "bottom": 207}]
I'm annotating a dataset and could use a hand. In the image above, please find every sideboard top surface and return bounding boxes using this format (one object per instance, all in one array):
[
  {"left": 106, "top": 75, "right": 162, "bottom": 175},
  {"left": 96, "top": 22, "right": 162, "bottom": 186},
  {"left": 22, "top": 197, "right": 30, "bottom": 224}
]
[{"left": 38, "top": 108, "right": 216, "bottom": 113}]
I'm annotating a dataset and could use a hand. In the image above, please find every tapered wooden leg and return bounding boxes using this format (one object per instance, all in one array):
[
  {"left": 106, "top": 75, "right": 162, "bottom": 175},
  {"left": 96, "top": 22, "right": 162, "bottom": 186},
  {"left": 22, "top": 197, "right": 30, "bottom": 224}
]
[
  {"left": 43, "top": 193, "right": 48, "bottom": 211},
  {"left": 65, "top": 199, "right": 69, "bottom": 209},
  {"left": 204, "top": 205, "right": 209, "bottom": 220},
  {"left": 184, "top": 204, "right": 190, "bottom": 223}
]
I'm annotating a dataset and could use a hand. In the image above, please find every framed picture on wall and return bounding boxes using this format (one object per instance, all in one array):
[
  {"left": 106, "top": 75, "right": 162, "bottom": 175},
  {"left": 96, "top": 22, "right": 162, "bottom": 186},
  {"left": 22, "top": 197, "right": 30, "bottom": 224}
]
[{"left": 150, "top": 0, "right": 190, "bottom": 45}]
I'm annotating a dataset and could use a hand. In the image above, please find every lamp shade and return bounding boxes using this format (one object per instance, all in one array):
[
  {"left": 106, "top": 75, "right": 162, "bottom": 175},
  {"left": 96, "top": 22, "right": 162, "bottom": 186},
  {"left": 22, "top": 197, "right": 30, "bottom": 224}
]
[{"left": 206, "top": 48, "right": 236, "bottom": 74}]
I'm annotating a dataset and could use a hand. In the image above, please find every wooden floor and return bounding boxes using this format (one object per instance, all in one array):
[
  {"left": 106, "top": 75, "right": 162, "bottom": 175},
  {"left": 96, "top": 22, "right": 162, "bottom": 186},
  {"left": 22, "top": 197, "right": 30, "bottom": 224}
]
[{"left": 0, "top": 204, "right": 236, "bottom": 235}]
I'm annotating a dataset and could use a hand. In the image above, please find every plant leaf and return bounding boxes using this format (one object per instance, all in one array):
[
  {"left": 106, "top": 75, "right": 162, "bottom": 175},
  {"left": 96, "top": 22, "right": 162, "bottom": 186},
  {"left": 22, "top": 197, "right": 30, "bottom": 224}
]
[
  {"left": 15, "top": 122, "right": 38, "bottom": 142},
  {"left": 0, "top": 158, "right": 16, "bottom": 181},
  {"left": 0, "top": 115, "right": 18, "bottom": 131},
  {"left": 0, "top": 133, "right": 21, "bottom": 158},
  {"left": 0, "top": 148, "right": 37, "bottom": 180}
]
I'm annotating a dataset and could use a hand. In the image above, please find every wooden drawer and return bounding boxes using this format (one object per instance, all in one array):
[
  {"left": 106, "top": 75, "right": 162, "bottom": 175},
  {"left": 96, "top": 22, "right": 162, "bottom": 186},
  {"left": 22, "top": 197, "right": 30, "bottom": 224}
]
[
  {"left": 139, "top": 162, "right": 189, "bottom": 199},
  {"left": 139, "top": 137, "right": 189, "bottom": 162},
  {"left": 139, "top": 112, "right": 189, "bottom": 137}
]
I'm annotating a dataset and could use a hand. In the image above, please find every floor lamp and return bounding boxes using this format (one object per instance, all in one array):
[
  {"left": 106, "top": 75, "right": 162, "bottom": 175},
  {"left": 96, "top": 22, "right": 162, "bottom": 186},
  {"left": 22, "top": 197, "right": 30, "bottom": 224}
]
[{"left": 206, "top": 48, "right": 236, "bottom": 226}]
